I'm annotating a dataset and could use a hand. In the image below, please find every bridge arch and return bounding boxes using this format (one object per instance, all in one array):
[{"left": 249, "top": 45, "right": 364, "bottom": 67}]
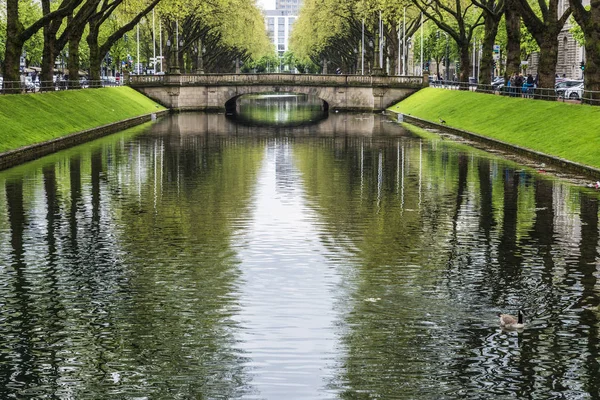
[{"left": 224, "top": 90, "right": 329, "bottom": 114}]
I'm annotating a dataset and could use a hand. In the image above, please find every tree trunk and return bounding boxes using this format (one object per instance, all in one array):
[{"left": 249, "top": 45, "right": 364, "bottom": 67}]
[
  {"left": 505, "top": 0, "right": 521, "bottom": 78},
  {"left": 583, "top": 37, "right": 600, "bottom": 103},
  {"left": 570, "top": 0, "right": 600, "bottom": 103},
  {"left": 3, "top": 0, "right": 24, "bottom": 92},
  {"left": 479, "top": 15, "right": 500, "bottom": 85},
  {"left": 537, "top": 30, "right": 560, "bottom": 90},
  {"left": 459, "top": 42, "right": 471, "bottom": 86},
  {"left": 68, "top": 35, "right": 81, "bottom": 89},
  {"left": 40, "top": 0, "right": 61, "bottom": 87},
  {"left": 87, "top": 27, "right": 102, "bottom": 86}
]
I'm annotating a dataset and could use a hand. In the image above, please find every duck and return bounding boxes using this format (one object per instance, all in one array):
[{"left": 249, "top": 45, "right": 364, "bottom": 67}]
[{"left": 499, "top": 310, "right": 525, "bottom": 329}]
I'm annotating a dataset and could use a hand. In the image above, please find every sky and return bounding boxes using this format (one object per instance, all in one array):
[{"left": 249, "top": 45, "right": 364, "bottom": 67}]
[{"left": 257, "top": 0, "right": 276, "bottom": 9}]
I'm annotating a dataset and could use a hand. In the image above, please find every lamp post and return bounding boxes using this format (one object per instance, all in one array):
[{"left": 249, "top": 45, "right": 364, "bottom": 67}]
[
  {"left": 179, "top": 38, "right": 184, "bottom": 72},
  {"left": 195, "top": 40, "right": 205, "bottom": 74},
  {"left": 445, "top": 33, "right": 450, "bottom": 81},
  {"left": 361, "top": 18, "right": 365, "bottom": 75},
  {"left": 167, "top": 38, "right": 180, "bottom": 75},
  {"left": 402, "top": 7, "right": 406, "bottom": 76},
  {"left": 372, "top": 11, "right": 384, "bottom": 76}
]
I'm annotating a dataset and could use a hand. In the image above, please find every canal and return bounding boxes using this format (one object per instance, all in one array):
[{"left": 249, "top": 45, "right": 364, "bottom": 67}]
[{"left": 0, "top": 95, "right": 599, "bottom": 399}]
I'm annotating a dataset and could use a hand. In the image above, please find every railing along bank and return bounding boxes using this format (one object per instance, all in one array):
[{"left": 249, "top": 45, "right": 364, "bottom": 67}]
[
  {"left": 127, "top": 73, "right": 425, "bottom": 87},
  {"left": 429, "top": 80, "right": 600, "bottom": 106},
  {"left": 0, "top": 79, "right": 121, "bottom": 94}
]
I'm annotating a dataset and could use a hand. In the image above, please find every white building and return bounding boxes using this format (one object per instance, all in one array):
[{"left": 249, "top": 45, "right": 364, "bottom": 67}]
[
  {"left": 265, "top": 10, "right": 297, "bottom": 59},
  {"left": 264, "top": 0, "right": 302, "bottom": 67}
]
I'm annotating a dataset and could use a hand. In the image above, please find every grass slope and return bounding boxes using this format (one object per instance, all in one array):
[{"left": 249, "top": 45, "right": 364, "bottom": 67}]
[
  {"left": 389, "top": 88, "right": 600, "bottom": 169},
  {"left": 0, "top": 87, "right": 165, "bottom": 153}
]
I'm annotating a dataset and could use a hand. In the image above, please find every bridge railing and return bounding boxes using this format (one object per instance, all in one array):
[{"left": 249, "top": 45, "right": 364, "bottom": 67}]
[{"left": 128, "top": 73, "right": 424, "bottom": 88}]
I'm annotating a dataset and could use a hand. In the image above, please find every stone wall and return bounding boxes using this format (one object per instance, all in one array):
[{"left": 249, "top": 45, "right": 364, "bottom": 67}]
[{"left": 0, "top": 111, "right": 169, "bottom": 172}]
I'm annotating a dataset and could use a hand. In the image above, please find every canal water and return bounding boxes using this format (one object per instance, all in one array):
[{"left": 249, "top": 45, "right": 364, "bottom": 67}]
[{"left": 0, "top": 95, "right": 599, "bottom": 399}]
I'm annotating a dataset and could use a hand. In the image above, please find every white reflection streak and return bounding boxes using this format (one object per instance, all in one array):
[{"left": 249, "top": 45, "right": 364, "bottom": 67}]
[
  {"left": 360, "top": 142, "right": 364, "bottom": 199},
  {"left": 377, "top": 150, "right": 383, "bottom": 211},
  {"left": 401, "top": 144, "right": 405, "bottom": 211},
  {"left": 138, "top": 143, "right": 142, "bottom": 204},
  {"left": 396, "top": 141, "right": 400, "bottom": 194},
  {"left": 154, "top": 141, "right": 157, "bottom": 212},
  {"left": 419, "top": 140, "right": 422, "bottom": 208}
]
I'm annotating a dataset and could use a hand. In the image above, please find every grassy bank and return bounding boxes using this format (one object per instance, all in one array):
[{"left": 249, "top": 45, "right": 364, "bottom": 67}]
[
  {"left": 0, "top": 87, "right": 165, "bottom": 153},
  {"left": 388, "top": 88, "right": 600, "bottom": 169}
]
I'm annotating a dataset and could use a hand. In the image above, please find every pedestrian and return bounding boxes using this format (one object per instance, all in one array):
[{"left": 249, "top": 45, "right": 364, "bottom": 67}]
[
  {"left": 533, "top": 73, "right": 539, "bottom": 87},
  {"left": 516, "top": 73, "right": 525, "bottom": 97},
  {"left": 526, "top": 74, "right": 534, "bottom": 97},
  {"left": 510, "top": 72, "right": 518, "bottom": 97}
]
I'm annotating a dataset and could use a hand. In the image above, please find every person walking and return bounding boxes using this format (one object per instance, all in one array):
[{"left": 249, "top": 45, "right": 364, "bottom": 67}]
[
  {"left": 526, "top": 74, "right": 534, "bottom": 97},
  {"left": 510, "top": 72, "right": 518, "bottom": 97}
]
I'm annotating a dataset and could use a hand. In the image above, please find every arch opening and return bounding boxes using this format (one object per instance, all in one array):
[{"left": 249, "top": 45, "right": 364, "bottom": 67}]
[{"left": 226, "top": 93, "right": 329, "bottom": 127}]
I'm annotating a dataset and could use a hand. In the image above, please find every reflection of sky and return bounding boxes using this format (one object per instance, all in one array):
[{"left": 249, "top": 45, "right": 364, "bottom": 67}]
[{"left": 232, "top": 139, "right": 341, "bottom": 399}]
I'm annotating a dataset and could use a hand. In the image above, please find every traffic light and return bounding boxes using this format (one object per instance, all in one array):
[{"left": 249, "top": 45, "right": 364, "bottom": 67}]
[{"left": 580, "top": 61, "right": 585, "bottom": 71}]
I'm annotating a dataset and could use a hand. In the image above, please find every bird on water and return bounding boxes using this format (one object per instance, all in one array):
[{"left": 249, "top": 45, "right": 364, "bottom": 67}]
[{"left": 499, "top": 310, "right": 525, "bottom": 330}]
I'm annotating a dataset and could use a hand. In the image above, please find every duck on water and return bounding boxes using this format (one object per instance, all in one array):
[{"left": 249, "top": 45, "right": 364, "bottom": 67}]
[{"left": 499, "top": 310, "right": 525, "bottom": 330}]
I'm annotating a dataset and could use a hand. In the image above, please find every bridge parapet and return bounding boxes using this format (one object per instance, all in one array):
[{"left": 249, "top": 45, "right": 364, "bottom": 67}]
[{"left": 129, "top": 73, "right": 424, "bottom": 88}]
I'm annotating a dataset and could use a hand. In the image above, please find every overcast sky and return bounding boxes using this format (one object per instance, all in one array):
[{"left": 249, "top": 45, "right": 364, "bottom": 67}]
[{"left": 257, "top": 0, "right": 276, "bottom": 9}]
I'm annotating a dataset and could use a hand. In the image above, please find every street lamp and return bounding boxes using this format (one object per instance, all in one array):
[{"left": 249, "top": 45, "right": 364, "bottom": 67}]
[
  {"left": 445, "top": 33, "right": 449, "bottom": 82},
  {"left": 167, "top": 37, "right": 180, "bottom": 75},
  {"left": 194, "top": 45, "right": 205, "bottom": 74}
]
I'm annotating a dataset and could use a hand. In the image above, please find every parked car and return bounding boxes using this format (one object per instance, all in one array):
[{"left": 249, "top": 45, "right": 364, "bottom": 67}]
[
  {"left": 491, "top": 76, "right": 505, "bottom": 90},
  {"left": 563, "top": 82, "right": 584, "bottom": 99},
  {"left": 555, "top": 79, "right": 582, "bottom": 97},
  {"left": 23, "top": 76, "right": 36, "bottom": 92}
]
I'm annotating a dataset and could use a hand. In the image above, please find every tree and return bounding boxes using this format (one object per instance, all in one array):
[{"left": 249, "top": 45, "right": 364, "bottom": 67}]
[
  {"left": 472, "top": 0, "right": 504, "bottom": 84},
  {"left": 3, "top": 0, "right": 83, "bottom": 91},
  {"left": 412, "top": 0, "right": 485, "bottom": 84},
  {"left": 515, "top": 0, "right": 571, "bottom": 91},
  {"left": 86, "top": 0, "right": 161, "bottom": 84},
  {"left": 569, "top": 0, "right": 600, "bottom": 102},
  {"left": 504, "top": 0, "right": 521, "bottom": 78},
  {"left": 290, "top": 0, "right": 421, "bottom": 75}
]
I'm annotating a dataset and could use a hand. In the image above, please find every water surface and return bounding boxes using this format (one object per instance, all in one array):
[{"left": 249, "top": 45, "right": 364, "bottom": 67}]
[{"left": 0, "top": 105, "right": 599, "bottom": 399}]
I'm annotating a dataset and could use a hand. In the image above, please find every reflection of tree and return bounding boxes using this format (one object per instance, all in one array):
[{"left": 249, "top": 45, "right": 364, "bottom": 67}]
[
  {"left": 0, "top": 180, "right": 35, "bottom": 395},
  {"left": 293, "top": 136, "right": 473, "bottom": 397},
  {"left": 293, "top": 129, "right": 600, "bottom": 398},
  {"left": 100, "top": 131, "right": 265, "bottom": 398},
  {"left": 0, "top": 126, "right": 264, "bottom": 398},
  {"left": 576, "top": 194, "right": 600, "bottom": 395},
  {"left": 496, "top": 168, "right": 522, "bottom": 289}
]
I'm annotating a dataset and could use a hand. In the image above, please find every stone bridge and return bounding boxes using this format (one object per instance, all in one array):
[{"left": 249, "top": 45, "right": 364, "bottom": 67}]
[{"left": 128, "top": 73, "right": 425, "bottom": 113}]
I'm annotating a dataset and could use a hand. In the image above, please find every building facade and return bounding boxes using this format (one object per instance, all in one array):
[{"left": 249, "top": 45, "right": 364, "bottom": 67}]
[
  {"left": 264, "top": 0, "right": 302, "bottom": 69},
  {"left": 265, "top": 10, "right": 297, "bottom": 58},
  {"left": 275, "top": 0, "right": 302, "bottom": 14}
]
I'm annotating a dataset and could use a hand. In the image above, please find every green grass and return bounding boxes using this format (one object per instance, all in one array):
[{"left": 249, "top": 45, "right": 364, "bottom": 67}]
[
  {"left": 389, "top": 88, "right": 600, "bottom": 169},
  {"left": 0, "top": 87, "right": 165, "bottom": 153}
]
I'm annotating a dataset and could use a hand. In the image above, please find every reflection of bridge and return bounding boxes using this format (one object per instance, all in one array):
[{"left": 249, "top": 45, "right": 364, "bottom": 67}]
[{"left": 128, "top": 73, "right": 424, "bottom": 113}]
